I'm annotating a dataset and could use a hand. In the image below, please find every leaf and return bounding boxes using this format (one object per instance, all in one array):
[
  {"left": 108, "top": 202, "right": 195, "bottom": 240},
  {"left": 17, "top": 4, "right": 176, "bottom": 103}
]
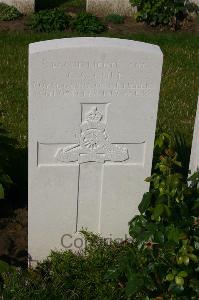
[
  {"left": 182, "top": 256, "right": 189, "bottom": 266},
  {"left": 178, "top": 271, "right": 188, "bottom": 278},
  {"left": 125, "top": 273, "right": 144, "bottom": 296},
  {"left": 0, "top": 183, "right": 4, "bottom": 200},
  {"left": 166, "top": 273, "right": 174, "bottom": 281},
  {"left": 175, "top": 276, "right": 184, "bottom": 286},
  {"left": 138, "top": 192, "right": 151, "bottom": 214},
  {"left": 153, "top": 204, "right": 164, "bottom": 220},
  {"left": 194, "top": 241, "right": 199, "bottom": 250},
  {"left": 188, "top": 254, "right": 198, "bottom": 263},
  {"left": 1, "top": 174, "right": 12, "bottom": 185},
  {"left": 0, "top": 260, "right": 10, "bottom": 273},
  {"left": 154, "top": 231, "right": 164, "bottom": 244},
  {"left": 167, "top": 226, "right": 180, "bottom": 243}
]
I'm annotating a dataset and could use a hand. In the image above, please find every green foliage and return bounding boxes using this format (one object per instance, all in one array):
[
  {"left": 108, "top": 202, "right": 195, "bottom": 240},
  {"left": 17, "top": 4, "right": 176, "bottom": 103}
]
[
  {"left": 105, "top": 14, "right": 125, "bottom": 24},
  {"left": 1, "top": 232, "right": 129, "bottom": 299},
  {"left": 72, "top": 12, "right": 106, "bottom": 33},
  {"left": 28, "top": 9, "right": 71, "bottom": 32},
  {"left": 0, "top": 3, "right": 22, "bottom": 21},
  {"left": 130, "top": 0, "right": 188, "bottom": 28},
  {"left": 108, "top": 133, "right": 199, "bottom": 299}
]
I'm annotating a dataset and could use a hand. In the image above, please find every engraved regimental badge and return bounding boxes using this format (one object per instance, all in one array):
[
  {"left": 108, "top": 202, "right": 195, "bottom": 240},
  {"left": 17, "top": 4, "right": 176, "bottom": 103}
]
[{"left": 56, "top": 107, "right": 129, "bottom": 164}]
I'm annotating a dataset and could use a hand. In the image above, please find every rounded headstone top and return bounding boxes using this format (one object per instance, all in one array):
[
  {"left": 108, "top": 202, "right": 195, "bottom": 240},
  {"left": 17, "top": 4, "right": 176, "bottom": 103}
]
[{"left": 29, "top": 37, "right": 162, "bottom": 57}]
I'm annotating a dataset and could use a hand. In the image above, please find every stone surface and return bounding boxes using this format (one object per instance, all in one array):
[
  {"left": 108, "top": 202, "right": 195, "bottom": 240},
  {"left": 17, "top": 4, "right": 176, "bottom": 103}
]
[
  {"left": 190, "top": 0, "right": 199, "bottom": 6},
  {"left": 87, "top": 0, "right": 135, "bottom": 16},
  {"left": 1, "top": 0, "right": 34, "bottom": 14},
  {"left": 189, "top": 97, "right": 199, "bottom": 174},
  {"left": 29, "top": 37, "right": 163, "bottom": 263}
]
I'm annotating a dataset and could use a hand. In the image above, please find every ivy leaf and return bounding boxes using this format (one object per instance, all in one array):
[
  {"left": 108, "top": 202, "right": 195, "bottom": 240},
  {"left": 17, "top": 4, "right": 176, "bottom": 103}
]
[
  {"left": 188, "top": 254, "right": 198, "bottom": 263},
  {"left": 175, "top": 276, "right": 184, "bottom": 286},
  {"left": 153, "top": 204, "right": 164, "bottom": 220},
  {"left": 167, "top": 226, "right": 180, "bottom": 243},
  {"left": 138, "top": 192, "right": 151, "bottom": 214},
  {"left": 166, "top": 273, "right": 174, "bottom": 281},
  {"left": 178, "top": 271, "right": 188, "bottom": 278}
]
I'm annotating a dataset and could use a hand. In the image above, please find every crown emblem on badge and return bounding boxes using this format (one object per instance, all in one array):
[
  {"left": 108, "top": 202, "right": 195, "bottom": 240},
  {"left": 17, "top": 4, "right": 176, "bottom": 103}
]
[
  {"left": 56, "top": 106, "right": 129, "bottom": 164},
  {"left": 86, "top": 107, "right": 102, "bottom": 123}
]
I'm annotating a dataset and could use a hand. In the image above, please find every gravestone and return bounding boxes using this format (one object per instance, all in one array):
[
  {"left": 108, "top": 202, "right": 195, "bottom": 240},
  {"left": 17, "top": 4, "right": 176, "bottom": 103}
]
[
  {"left": 29, "top": 37, "right": 163, "bottom": 263},
  {"left": 87, "top": 0, "right": 135, "bottom": 16},
  {"left": 1, "top": 0, "right": 35, "bottom": 14},
  {"left": 189, "top": 97, "right": 199, "bottom": 174},
  {"left": 190, "top": 0, "right": 199, "bottom": 6}
]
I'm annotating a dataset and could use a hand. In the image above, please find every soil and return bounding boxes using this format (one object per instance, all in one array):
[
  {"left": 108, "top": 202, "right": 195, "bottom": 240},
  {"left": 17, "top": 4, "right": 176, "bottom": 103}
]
[
  {"left": 0, "top": 208, "right": 27, "bottom": 268},
  {"left": 0, "top": 14, "right": 198, "bottom": 34}
]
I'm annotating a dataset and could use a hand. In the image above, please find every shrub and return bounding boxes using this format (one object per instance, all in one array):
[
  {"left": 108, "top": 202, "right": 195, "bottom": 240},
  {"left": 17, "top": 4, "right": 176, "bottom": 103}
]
[
  {"left": 27, "top": 9, "right": 71, "bottom": 32},
  {"left": 72, "top": 12, "right": 106, "bottom": 33},
  {"left": 1, "top": 232, "right": 130, "bottom": 299},
  {"left": 130, "top": 0, "right": 188, "bottom": 28},
  {"left": 0, "top": 3, "right": 22, "bottom": 21},
  {"left": 107, "top": 133, "right": 199, "bottom": 299},
  {"left": 105, "top": 14, "right": 125, "bottom": 24}
]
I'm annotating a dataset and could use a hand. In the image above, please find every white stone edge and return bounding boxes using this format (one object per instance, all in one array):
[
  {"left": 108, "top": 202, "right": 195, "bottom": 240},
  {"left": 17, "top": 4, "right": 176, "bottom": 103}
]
[
  {"left": 189, "top": 96, "right": 199, "bottom": 174},
  {"left": 29, "top": 37, "right": 163, "bottom": 56}
]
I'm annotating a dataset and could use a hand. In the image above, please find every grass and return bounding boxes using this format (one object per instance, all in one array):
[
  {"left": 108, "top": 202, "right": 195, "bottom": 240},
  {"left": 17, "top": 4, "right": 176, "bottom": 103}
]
[{"left": 0, "top": 31, "right": 198, "bottom": 150}]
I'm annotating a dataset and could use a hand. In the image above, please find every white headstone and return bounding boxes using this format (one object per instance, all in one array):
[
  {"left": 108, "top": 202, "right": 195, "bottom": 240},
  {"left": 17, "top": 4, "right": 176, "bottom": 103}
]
[
  {"left": 190, "top": 0, "right": 199, "bottom": 6},
  {"left": 189, "top": 97, "right": 199, "bottom": 174},
  {"left": 29, "top": 37, "right": 163, "bottom": 263},
  {"left": 1, "top": 0, "right": 34, "bottom": 14},
  {"left": 87, "top": 0, "right": 135, "bottom": 16}
]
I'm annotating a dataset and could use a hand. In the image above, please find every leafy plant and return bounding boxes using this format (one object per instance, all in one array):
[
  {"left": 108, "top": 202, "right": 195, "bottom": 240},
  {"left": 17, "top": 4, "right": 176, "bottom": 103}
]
[
  {"left": 1, "top": 232, "right": 129, "bottom": 299},
  {"left": 71, "top": 12, "right": 106, "bottom": 33},
  {"left": 105, "top": 14, "right": 125, "bottom": 24},
  {"left": 107, "top": 133, "right": 199, "bottom": 299},
  {"left": 0, "top": 3, "right": 22, "bottom": 21},
  {"left": 27, "top": 8, "right": 71, "bottom": 32},
  {"left": 130, "top": 0, "right": 188, "bottom": 29}
]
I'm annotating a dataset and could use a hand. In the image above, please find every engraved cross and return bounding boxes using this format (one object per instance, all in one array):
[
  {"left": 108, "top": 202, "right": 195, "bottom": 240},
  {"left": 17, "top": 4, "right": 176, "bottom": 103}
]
[{"left": 38, "top": 103, "right": 145, "bottom": 233}]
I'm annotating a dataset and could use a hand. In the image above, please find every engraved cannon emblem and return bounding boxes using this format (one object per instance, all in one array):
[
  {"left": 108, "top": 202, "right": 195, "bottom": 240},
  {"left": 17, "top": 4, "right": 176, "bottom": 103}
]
[{"left": 56, "top": 107, "right": 129, "bottom": 164}]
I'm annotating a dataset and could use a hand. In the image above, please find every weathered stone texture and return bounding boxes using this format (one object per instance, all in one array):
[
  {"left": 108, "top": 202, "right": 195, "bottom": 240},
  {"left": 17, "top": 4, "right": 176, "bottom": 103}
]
[
  {"left": 1, "top": 0, "right": 34, "bottom": 14},
  {"left": 87, "top": 0, "right": 135, "bottom": 16}
]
